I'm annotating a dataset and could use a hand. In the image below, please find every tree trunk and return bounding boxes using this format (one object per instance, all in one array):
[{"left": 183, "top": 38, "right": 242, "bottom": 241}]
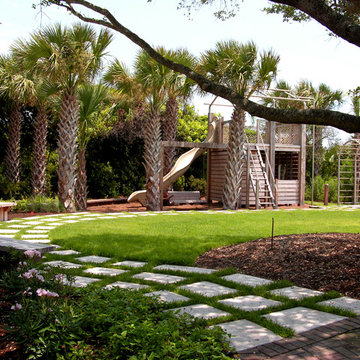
[
  {"left": 5, "top": 106, "right": 22, "bottom": 184},
  {"left": 75, "top": 146, "right": 88, "bottom": 211},
  {"left": 162, "top": 97, "right": 178, "bottom": 175},
  {"left": 32, "top": 106, "right": 48, "bottom": 195},
  {"left": 57, "top": 91, "right": 79, "bottom": 213},
  {"left": 144, "top": 110, "right": 162, "bottom": 211},
  {"left": 222, "top": 106, "right": 246, "bottom": 210}
]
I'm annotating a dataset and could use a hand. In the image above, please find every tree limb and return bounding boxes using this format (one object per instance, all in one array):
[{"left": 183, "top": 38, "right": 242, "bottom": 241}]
[
  {"left": 269, "top": 0, "right": 360, "bottom": 47},
  {"left": 52, "top": 0, "right": 360, "bottom": 133}
]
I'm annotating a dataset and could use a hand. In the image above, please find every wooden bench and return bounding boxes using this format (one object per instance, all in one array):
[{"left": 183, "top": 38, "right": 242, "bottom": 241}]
[
  {"left": 167, "top": 191, "right": 205, "bottom": 205},
  {"left": 0, "top": 237, "right": 57, "bottom": 254},
  {"left": 0, "top": 201, "right": 16, "bottom": 221}
]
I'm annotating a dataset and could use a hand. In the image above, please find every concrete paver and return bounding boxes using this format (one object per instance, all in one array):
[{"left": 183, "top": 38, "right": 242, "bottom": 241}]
[
  {"left": 133, "top": 272, "right": 186, "bottom": 284},
  {"left": 83, "top": 267, "right": 127, "bottom": 276},
  {"left": 145, "top": 290, "right": 190, "bottom": 303},
  {"left": 169, "top": 304, "right": 230, "bottom": 320},
  {"left": 219, "top": 295, "right": 282, "bottom": 311},
  {"left": 179, "top": 281, "right": 237, "bottom": 297},
  {"left": 270, "top": 286, "right": 324, "bottom": 300},
  {"left": 222, "top": 273, "right": 273, "bottom": 287},
  {"left": 318, "top": 297, "right": 360, "bottom": 315}
]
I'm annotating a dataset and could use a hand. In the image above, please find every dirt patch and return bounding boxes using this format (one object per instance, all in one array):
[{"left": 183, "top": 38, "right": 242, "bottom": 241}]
[{"left": 195, "top": 233, "right": 360, "bottom": 299}]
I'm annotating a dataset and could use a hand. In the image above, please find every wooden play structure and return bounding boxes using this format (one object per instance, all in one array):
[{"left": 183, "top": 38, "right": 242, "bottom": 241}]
[
  {"left": 128, "top": 90, "right": 312, "bottom": 209},
  {"left": 338, "top": 138, "right": 360, "bottom": 205},
  {"left": 206, "top": 115, "right": 306, "bottom": 208}
]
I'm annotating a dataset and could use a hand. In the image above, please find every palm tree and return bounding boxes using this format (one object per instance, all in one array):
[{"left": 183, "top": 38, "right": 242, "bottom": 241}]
[
  {"left": 12, "top": 24, "right": 112, "bottom": 211},
  {"left": 159, "top": 48, "right": 196, "bottom": 174},
  {"left": 0, "top": 55, "right": 34, "bottom": 185},
  {"left": 199, "top": 41, "right": 279, "bottom": 209},
  {"left": 76, "top": 83, "right": 109, "bottom": 210},
  {"left": 134, "top": 49, "right": 166, "bottom": 211}
]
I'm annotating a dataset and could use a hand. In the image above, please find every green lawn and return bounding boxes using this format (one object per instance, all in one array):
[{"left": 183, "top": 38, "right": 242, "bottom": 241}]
[{"left": 50, "top": 209, "right": 360, "bottom": 265}]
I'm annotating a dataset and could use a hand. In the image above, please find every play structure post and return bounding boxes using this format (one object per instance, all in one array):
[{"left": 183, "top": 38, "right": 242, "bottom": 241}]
[
  {"left": 324, "top": 183, "right": 329, "bottom": 206},
  {"left": 246, "top": 144, "right": 250, "bottom": 208},
  {"left": 255, "top": 179, "right": 260, "bottom": 210},
  {"left": 159, "top": 144, "right": 164, "bottom": 211},
  {"left": 275, "top": 178, "right": 279, "bottom": 208},
  {"left": 299, "top": 124, "right": 306, "bottom": 206}
]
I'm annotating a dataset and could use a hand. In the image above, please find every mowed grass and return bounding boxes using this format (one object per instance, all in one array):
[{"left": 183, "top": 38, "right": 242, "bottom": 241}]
[{"left": 51, "top": 210, "right": 360, "bottom": 265}]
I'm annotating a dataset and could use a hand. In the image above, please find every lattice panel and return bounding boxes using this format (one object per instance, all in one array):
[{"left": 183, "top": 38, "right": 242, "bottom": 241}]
[{"left": 275, "top": 124, "right": 300, "bottom": 145}]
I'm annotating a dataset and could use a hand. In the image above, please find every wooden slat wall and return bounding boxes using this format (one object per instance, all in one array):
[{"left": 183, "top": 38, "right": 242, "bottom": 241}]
[
  {"left": 277, "top": 180, "right": 299, "bottom": 205},
  {"left": 208, "top": 150, "right": 300, "bottom": 205}
]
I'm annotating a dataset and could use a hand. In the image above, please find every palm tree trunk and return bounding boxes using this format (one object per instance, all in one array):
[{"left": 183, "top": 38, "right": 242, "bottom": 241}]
[
  {"left": 222, "top": 106, "right": 246, "bottom": 210},
  {"left": 144, "top": 110, "right": 162, "bottom": 211},
  {"left": 57, "top": 91, "right": 79, "bottom": 213},
  {"left": 5, "top": 106, "right": 22, "bottom": 184},
  {"left": 75, "top": 146, "right": 88, "bottom": 211},
  {"left": 314, "top": 125, "right": 323, "bottom": 176},
  {"left": 162, "top": 97, "right": 178, "bottom": 175},
  {"left": 32, "top": 106, "right": 48, "bottom": 195}
]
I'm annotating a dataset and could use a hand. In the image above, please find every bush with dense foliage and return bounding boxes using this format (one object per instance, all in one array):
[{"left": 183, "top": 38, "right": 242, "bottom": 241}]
[{"left": 1, "top": 252, "right": 232, "bottom": 359}]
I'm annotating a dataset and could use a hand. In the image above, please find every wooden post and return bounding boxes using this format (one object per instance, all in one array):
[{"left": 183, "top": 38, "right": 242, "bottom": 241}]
[
  {"left": 256, "top": 119, "right": 260, "bottom": 144},
  {"left": 159, "top": 144, "right": 164, "bottom": 211},
  {"left": 299, "top": 124, "right": 306, "bottom": 206},
  {"left": 324, "top": 183, "right": 329, "bottom": 206},
  {"left": 269, "top": 121, "right": 276, "bottom": 195},
  {"left": 207, "top": 149, "right": 211, "bottom": 203},
  {"left": 255, "top": 179, "right": 260, "bottom": 210},
  {"left": 275, "top": 178, "right": 279, "bottom": 208},
  {"left": 246, "top": 145, "right": 250, "bottom": 209}
]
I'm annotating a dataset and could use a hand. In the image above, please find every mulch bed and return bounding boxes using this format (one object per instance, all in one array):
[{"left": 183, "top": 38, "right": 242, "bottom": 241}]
[{"left": 195, "top": 233, "right": 360, "bottom": 299}]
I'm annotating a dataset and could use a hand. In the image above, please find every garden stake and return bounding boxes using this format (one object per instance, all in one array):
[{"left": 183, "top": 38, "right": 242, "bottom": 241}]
[{"left": 271, "top": 217, "right": 274, "bottom": 249}]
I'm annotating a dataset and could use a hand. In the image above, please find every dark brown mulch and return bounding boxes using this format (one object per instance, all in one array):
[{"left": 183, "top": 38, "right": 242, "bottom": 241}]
[{"left": 195, "top": 233, "right": 360, "bottom": 299}]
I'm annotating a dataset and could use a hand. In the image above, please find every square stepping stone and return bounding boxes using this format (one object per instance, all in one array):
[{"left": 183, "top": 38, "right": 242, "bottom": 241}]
[
  {"left": 22, "top": 234, "right": 48, "bottom": 239},
  {"left": 46, "top": 223, "right": 63, "bottom": 226},
  {"left": 318, "top": 297, "right": 360, "bottom": 315},
  {"left": 61, "top": 216, "right": 81, "bottom": 219},
  {"left": 218, "top": 295, "right": 282, "bottom": 311},
  {"left": 269, "top": 286, "right": 323, "bottom": 300},
  {"left": 34, "top": 226, "right": 56, "bottom": 230},
  {"left": 42, "top": 218, "right": 62, "bottom": 222},
  {"left": 117, "top": 214, "right": 136, "bottom": 218},
  {"left": 0, "top": 229, "right": 20, "bottom": 234},
  {"left": 179, "top": 281, "right": 237, "bottom": 297},
  {"left": 43, "top": 260, "right": 82, "bottom": 269},
  {"left": 153, "top": 264, "right": 216, "bottom": 274},
  {"left": 222, "top": 273, "right": 273, "bottom": 287},
  {"left": 112, "top": 260, "right": 147, "bottom": 268},
  {"left": 22, "top": 221, "right": 43, "bottom": 225},
  {"left": 23, "top": 239, "right": 51, "bottom": 243},
  {"left": 62, "top": 220, "right": 79, "bottom": 224},
  {"left": 63, "top": 276, "right": 100, "bottom": 288},
  {"left": 213, "top": 319, "right": 283, "bottom": 352},
  {"left": 26, "top": 230, "right": 49, "bottom": 234},
  {"left": 0, "top": 234, "right": 15, "bottom": 238},
  {"left": 145, "top": 290, "right": 190, "bottom": 304},
  {"left": 105, "top": 281, "right": 149, "bottom": 290},
  {"left": 83, "top": 267, "right": 127, "bottom": 276},
  {"left": 79, "top": 218, "right": 97, "bottom": 221},
  {"left": 264, "top": 307, "right": 346, "bottom": 334},
  {"left": 76, "top": 255, "right": 112, "bottom": 263},
  {"left": 49, "top": 249, "right": 80, "bottom": 255},
  {"left": 83, "top": 213, "right": 102, "bottom": 217},
  {"left": 8, "top": 224, "right": 31, "bottom": 228},
  {"left": 132, "top": 272, "right": 185, "bottom": 284},
  {"left": 169, "top": 304, "right": 230, "bottom": 320}
]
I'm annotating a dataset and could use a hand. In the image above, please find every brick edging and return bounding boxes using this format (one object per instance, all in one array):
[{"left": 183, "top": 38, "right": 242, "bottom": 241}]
[{"left": 239, "top": 316, "right": 360, "bottom": 359}]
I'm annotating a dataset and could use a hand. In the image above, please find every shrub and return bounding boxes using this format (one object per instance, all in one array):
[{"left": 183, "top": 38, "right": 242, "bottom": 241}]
[
  {"left": 2, "top": 254, "right": 232, "bottom": 359},
  {"left": 13, "top": 196, "right": 64, "bottom": 213},
  {"left": 305, "top": 176, "right": 338, "bottom": 203},
  {"left": 187, "top": 175, "right": 207, "bottom": 195}
]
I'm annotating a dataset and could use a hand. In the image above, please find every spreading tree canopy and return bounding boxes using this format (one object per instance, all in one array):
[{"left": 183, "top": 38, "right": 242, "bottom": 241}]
[{"left": 42, "top": 0, "right": 360, "bottom": 133}]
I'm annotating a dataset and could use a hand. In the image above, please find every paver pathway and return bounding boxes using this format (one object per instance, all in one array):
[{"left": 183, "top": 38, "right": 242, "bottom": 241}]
[{"left": 2, "top": 209, "right": 360, "bottom": 359}]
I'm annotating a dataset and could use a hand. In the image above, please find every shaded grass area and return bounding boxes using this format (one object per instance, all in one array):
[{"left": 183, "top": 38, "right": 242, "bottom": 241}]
[{"left": 50, "top": 210, "right": 360, "bottom": 265}]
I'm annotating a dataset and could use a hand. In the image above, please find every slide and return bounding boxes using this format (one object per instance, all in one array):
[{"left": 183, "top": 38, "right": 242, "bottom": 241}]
[{"left": 128, "top": 119, "right": 217, "bottom": 206}]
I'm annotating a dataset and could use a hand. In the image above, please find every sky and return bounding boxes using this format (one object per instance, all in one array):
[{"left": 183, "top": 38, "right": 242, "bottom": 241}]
[{"left": 0, "top": 0, "right": 359, "bottom": 140}]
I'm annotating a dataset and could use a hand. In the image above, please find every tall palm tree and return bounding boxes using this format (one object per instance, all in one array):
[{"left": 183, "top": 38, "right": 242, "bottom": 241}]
[
  {"left": 12, "top": 24, "right": 112, "bottom": 211},
  {"left": 76, "top": 83, "right": 109, "bottom": 210},
  {"left": 135, "top": 49, "right": 167, "bottom": 211},
  {"left": 200, "top": 41, "right": 279, "bottom": 209},
  {"left": 159, "top": 48, "right": 196, "bottom": 174},
  {"left": 0, "top": 55, "right": 35, "bottom": 185}
]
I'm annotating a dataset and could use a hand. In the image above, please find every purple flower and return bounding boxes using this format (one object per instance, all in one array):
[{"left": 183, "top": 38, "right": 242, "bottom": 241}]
[
  {"left": 11, "top": 303, "right": 22, "bottom": 311},
  {"left": 24, "top": 250, "right": 42, "bottom": 259},
  {"left": 54, "top": 274, "right": 65, "bottom": 282},
  {"left": 36, "top": 288, "right": 59, "bottom": 298}
]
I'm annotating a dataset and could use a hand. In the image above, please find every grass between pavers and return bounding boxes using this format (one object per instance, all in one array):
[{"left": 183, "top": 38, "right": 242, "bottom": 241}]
[
  {"left": 47, "top": 210, "right": 360, "bottom": 265},
  {"left": 37, "top": 254, "right": 357, "bottom": 339}
]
